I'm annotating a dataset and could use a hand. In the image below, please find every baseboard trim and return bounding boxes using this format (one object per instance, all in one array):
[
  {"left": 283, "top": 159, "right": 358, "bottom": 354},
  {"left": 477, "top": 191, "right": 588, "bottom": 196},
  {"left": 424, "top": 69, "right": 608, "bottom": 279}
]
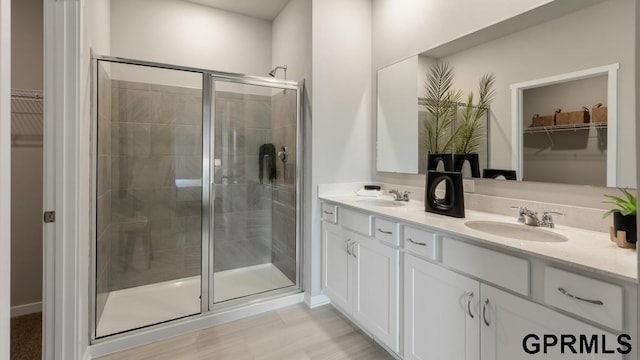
[
  {"left": 305, "top": 294, "right": 330, "bottom": 309},
  {"left": 11, "top": 301, "right": 42, "bottom": 317}
]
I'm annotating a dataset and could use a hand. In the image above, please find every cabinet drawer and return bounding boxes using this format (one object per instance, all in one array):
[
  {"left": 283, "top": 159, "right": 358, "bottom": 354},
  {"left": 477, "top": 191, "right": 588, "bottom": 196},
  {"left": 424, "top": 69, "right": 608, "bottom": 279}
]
[
  {"left": 442, "top": 239, "right": 529, "bottom": 296},
  {"left": 544, "top": 267, "right": 623, "bottom": 331},
  {"left": 374, "top": 217, "right": 399, "bottom": 246},
  {"left": 403, "top": 226, "right": 438, "bottom": 260},
  {"left": 339, "top": 207, "right": 372, "bottom": 236},
  {"left": 321, "top": 203, "right": 337, "bottom": 223}
]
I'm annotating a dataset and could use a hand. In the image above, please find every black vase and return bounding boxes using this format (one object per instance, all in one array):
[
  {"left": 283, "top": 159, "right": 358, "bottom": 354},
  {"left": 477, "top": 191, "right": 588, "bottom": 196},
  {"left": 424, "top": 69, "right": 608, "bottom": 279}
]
[
  {"left": 613, "top": 212, "right": 637, "bottom": 243},
  {"left": 426, "top": 154, "right": 453, "bottom": 172},
  {"left": 424, "top": 171, "right": 465, "bottom": 218},
  {"left": 453, "top": 153, "right": 480, "bottom": 178}
]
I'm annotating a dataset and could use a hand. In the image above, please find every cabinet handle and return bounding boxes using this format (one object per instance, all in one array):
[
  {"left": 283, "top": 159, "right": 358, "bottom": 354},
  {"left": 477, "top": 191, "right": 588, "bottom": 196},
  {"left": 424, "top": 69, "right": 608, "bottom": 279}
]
[
  {"left": 408, "top": 238, "right": 427, "bottom": 246},
  {"left": 345, "top": 240, "right": 352, "bottom": 256},
  {"left": 465, "top": 292, "right": 474, "bottom": 319},
  {"left": 323, "top": 210, "right": 334, "bottom": 215},
  {"left": 377, "top": 228, "right": 393, "bottom": 235},
  {"left": 557, "top": 288, "right": 604, "bottom": 305},
  {"left": 351, "top": 243, "right": 358, "bottom": 258},
  {"left": 482, "top": 299, "right": 490, "bottom": 327}
]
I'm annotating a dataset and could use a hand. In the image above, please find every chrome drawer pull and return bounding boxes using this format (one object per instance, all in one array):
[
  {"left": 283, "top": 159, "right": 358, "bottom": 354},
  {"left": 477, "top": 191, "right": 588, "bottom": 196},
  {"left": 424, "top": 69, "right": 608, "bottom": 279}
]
[
  {"left": 408, "top": 238, "right": 427, "bottom": 246},
  {"left": 558, "top": 288, "right": 604, "bottom": 305},
  {"left": 465, "top": 292, "right": 474, "bottom": 319},
  {"left": 377, "top": 228, "right": 393, "bottom": 235},
  {"left": 482, "top": 299, "right": 490, "bottom": 327},
  {"left": 323, "top": 210, "right": 334, "bottom": 215}
]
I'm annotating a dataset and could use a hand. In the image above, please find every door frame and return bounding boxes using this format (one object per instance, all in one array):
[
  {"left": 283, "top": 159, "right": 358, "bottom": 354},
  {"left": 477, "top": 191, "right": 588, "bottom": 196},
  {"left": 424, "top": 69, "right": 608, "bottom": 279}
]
[
  {"left": 0, "top": 0, "right": 11, "bottom": 358},
  {"left": 43, "top": 0, "right": 83, "bottom": 359}
]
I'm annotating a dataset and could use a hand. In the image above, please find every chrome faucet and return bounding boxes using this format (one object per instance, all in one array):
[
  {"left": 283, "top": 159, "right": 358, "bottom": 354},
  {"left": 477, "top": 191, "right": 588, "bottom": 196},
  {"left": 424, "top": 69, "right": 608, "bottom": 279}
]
[
  {"left": 540, "top": 210, "right": 564, "bottom": 228},
  {"left": 511, "top": 206, "right": 564, "bottom": 228},
  {"left": 389, "top": 189, "right": 411, "bottom": 202}
]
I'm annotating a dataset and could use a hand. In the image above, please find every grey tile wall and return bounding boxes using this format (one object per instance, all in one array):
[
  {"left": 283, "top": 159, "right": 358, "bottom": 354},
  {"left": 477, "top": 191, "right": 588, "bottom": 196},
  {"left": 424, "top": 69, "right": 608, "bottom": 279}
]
[
  {"left": 108, "top": 79, "right": 203, "bottom": 291},
  {"left": 270, "top": 91, "right": 297, "bottom": 282},
  {"left": 98, "top": 79, "right": 299, "bottom": 298},
  {"left": 96, "top": 63, "right": 112, "bottom": 322},
  {"left": 213, "top": 92, "right": 275, "bottom": 273}
]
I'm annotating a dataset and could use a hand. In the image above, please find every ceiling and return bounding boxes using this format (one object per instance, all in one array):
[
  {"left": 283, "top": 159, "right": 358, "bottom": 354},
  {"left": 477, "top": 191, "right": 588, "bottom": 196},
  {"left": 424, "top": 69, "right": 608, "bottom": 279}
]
[{"left": 185, "top": 0, "right": 290, "bottom": 21}]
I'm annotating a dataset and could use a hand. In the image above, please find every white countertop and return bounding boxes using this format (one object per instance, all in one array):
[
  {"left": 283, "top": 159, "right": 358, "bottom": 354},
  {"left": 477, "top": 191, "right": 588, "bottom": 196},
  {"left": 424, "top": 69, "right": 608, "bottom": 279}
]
[{"left": 320, "top": 194, "right": 638, "bottom": 283}]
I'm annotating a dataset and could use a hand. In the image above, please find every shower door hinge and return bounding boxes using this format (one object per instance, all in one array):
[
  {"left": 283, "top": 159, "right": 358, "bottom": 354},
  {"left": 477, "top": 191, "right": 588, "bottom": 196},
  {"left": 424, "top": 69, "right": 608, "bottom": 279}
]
[{"left": 43, "top": 211, "right": 56, "bottom": 223}]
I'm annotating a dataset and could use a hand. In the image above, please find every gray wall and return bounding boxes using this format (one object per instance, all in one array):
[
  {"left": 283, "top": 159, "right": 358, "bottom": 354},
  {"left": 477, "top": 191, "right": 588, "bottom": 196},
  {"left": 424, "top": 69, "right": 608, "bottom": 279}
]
[
  {"left": 10, "top": 0, "right": 43, "bottom": 311},
  {"left": 213, "top": 91, "right": 273, "bottom": 273},
  {"left": 108, "top": 78, "right": 203, "bottom": 291},
  {"left": 523, "top": 76, "right": 608, "bottom": 186},
  {"left": 271, "top": 91, "right": 298, "bottom": 282},
  {"left": 96, "top": 63, "right": 112, "bottom": 321}
]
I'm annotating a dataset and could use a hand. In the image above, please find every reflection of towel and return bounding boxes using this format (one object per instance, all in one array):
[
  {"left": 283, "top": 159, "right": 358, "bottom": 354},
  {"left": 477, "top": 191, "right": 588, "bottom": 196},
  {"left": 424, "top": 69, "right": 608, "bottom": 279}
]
[{"left": 259, "top": 143, "right": 277, "bottom": 184}]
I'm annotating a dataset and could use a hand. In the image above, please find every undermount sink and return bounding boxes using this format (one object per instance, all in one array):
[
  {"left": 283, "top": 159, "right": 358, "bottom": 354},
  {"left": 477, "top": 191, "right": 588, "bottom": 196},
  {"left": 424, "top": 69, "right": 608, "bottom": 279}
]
[
  {"left": 464, "top": 221, "right": 568, "bottom": 243},
  {"left": 356, "top": 198, "right": 405, "bottom": 207}
]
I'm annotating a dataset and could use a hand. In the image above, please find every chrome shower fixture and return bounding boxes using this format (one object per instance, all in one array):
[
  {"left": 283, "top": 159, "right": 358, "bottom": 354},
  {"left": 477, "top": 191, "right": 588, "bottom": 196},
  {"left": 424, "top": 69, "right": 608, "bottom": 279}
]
[{"left": 269, "top": 65, "right": 287, "bottom": 79}]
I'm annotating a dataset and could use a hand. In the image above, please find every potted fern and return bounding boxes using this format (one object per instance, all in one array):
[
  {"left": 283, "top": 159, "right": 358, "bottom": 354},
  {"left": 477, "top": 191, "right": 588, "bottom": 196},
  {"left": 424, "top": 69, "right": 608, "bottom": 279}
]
[
  {"left": 452, "top": 73, "right": 496, "bottom": 178},
  {"left": 603, "top": 188, "right": 637, "bottom": 244},
  {"left": 422, "top": 61, "right": 462, "bottom": 172}
]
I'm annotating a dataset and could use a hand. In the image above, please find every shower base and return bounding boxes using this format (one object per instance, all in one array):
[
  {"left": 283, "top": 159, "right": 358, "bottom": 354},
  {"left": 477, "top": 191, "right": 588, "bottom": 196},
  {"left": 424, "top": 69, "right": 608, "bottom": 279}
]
[{"left": 96, "top": 263, "right": 294, "bottom": 337}]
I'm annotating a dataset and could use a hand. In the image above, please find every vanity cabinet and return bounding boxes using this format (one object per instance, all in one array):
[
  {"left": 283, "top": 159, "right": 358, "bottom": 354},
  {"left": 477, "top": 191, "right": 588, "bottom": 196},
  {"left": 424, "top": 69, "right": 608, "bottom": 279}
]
[
  {"left": 404, "top": 254, "right": 480, "bottom": 360},
  {"left": 481, "top": 284, "right": 622, "bottom": 360},
  {"left": 405, "top": 254, "right": 623, "bottom": 360},
  {"left": 320, "top": 200, "right": 635, "bottom": 359},
  {"left": 321, "top": 220, "right": 400, "bottom": 352}
]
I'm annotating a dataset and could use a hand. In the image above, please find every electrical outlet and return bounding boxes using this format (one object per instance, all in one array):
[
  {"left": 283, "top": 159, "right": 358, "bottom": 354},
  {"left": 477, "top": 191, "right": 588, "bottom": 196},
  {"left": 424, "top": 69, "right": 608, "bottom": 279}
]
[{"left": 463, "top": 179, "right": 475, "bottom": 193}]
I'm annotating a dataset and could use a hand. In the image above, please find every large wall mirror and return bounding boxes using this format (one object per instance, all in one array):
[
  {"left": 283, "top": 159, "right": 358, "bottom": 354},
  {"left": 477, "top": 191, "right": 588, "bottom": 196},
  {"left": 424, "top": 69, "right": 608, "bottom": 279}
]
[{"left": 376, "top": 0, "right": 635, "bottom": 188}]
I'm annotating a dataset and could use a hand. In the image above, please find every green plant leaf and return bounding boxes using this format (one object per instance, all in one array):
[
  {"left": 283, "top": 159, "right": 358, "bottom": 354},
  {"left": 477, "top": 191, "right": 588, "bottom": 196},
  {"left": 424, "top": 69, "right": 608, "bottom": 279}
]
[{"left": 602, "top": 188, "right": 637, "bottom": 217}]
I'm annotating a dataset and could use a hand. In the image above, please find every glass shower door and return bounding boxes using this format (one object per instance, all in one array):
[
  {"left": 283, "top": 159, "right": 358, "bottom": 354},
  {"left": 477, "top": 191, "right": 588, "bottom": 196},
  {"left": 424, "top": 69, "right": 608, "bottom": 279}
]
[
  {"left": 94, "top": 60, "right": 204, "bottom": 337},
  {"left": 210, "top": 78, "right": 299, "bottom": 304}
]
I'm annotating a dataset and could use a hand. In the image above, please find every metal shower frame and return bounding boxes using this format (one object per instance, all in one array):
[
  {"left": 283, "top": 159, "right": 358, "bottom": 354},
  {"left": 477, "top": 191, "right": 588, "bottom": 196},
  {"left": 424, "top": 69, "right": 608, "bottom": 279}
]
[{"left": 89, "top": 54, "right": 305, "bottom": 343}]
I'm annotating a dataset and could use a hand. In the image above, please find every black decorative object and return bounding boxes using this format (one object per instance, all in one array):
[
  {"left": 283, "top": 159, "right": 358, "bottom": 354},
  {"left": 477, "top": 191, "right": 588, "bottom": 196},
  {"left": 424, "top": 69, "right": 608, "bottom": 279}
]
[
  {"left": 613, "top": 212, "right": 637, "bottom": 243},
  {"left": 453, "top": 153, "right": 480, "bottom": 178},
  {"left": 425, "top": 171, "right": 465, "bottom": 218},
  {"left": 482, "top": 169, "right": 517, "bottom": 180},
  {"left": 426, "top": 154, "right": 453, "bottom": 172}
]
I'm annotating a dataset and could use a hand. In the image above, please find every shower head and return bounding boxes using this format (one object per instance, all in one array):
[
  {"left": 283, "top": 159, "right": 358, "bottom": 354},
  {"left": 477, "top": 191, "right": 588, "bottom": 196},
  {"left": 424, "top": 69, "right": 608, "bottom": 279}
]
[{"left": 269, "top": 65, "right": 288, "bottom": 78}]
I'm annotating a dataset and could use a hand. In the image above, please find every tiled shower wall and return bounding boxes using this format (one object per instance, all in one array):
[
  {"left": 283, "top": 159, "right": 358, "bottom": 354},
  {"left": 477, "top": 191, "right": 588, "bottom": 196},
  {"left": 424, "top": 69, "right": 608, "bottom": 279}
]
[
  {"left": 109, "top": 79, "right": 203, "bottom": 291},
  {"left": 213, "top": 91, "right": 274, "bottom": 273},
  {"left": 271, "top": 91, "right": 297, "bottom": 282},
  {"left": 96, "top": 63, "right": 112, "bottom": 321},
  {"left": 98, "top": 76, "right": 299, "bottom": 295}
]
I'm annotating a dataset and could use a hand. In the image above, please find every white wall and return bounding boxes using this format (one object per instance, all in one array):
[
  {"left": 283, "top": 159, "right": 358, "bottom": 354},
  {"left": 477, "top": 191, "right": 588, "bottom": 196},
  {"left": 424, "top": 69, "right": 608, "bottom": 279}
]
[
  {"left": 0, "top": 0, "right": 11, "bottom": 356},
  {"left": 10, "top": 0, "right": 43, "bottom": 314},
  {"left": 372, "top": 0, "right": 554, "bottom": 70},
  {"left": 272, "top": 0, "right": 311, "bottom": 83},
  {"left": 272, "top": 0, "right": 313, "bottom": 300},
  {"left": 311, "top": 0, "right": 372, "bottom": 298},
  {"left": 110, "top": 0, "right": 272, "bottom": 84}
]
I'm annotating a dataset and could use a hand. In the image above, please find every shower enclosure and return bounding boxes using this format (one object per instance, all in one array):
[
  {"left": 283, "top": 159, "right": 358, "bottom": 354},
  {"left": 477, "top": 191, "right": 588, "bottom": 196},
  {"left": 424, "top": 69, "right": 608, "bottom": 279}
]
[{"left": 91, "top": 57, "right": 303, "bottom": 339}]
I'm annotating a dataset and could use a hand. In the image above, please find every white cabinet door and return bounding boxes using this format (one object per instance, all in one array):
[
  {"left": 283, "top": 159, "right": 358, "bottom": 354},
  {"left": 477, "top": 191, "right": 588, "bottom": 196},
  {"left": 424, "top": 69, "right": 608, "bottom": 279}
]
[
  {"left": 481, "top": 284, "right": 624, "bottom": 360},
  {"left": 404, "top": 254, "right": 480, "bottom": 360},
  {"left": 353, "top": 235, "right": 400, "bottom": 352},
  {"left": 322, "top": 221, "right": 352, "bottom": 313}
]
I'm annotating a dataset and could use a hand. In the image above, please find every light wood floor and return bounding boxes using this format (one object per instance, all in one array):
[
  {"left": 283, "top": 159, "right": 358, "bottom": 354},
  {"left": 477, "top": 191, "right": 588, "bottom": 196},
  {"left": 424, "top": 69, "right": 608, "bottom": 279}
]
[{"left": 98, "top": 304, "right": 396, "bottom": 360}]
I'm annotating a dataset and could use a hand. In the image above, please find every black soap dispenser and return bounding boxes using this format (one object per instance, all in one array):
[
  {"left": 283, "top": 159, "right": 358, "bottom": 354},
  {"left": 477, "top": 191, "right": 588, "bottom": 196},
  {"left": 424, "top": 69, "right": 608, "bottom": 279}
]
[{"left": 425, "top": 171, "right": 465, "bottom": 218}]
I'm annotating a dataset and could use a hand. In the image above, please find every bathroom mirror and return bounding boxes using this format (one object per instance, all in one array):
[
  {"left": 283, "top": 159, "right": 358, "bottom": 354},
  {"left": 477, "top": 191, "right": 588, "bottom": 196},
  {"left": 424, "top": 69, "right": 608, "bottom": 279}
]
[{"left": 375, "top": 0, "right": 636, "bottom": 188}]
